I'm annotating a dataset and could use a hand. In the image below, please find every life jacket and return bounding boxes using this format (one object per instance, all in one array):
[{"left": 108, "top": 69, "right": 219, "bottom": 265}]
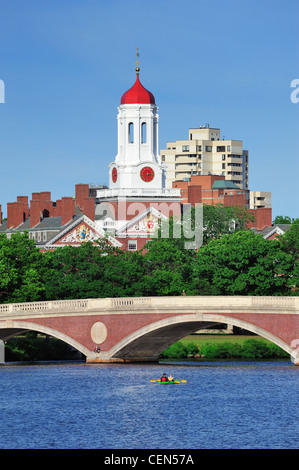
[{"left": 161, "top": 376, "right": 167, "bottom": 382}]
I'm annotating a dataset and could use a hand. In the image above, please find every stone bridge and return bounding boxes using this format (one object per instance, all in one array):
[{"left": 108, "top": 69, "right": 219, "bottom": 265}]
[{"left": 0, "top": 296, "right": 298, "bottom": 365}]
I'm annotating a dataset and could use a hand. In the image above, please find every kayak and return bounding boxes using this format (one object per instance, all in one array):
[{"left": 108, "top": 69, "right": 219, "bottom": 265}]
[
  {"left": 159, "top": 380, "right": 180, "bottom": 385},
  {"left": 150, "top": 379, "right": 186, "bottom": 384}
]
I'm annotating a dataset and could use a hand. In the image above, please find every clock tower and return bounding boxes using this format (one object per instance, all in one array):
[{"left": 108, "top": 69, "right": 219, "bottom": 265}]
[
  {"left": 95, "top": 51, "right": 181, "bottom": 247},
  {"left": 109, "top": 50, "right": 167, "bottom": 191}
]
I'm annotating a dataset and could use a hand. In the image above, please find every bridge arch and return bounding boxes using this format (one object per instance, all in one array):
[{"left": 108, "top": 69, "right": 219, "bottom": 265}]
[
  {"left": 0, "top": 320, "right": 91, "bottom": 358},
  {"left": 101, "top": 313, "right": 295, "bottom": 362}
]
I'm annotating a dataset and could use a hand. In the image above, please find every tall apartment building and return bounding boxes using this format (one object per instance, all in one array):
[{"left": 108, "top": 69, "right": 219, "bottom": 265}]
[
  {"left": 249, "top": 191, "right": 271, "bottom": 210},
  {"left": 160, "top": 126, "right": 249, "bottom": 190}
]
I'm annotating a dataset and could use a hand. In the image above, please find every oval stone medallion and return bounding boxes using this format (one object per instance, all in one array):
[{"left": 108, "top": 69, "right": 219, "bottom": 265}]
[{"left": 90, "top": 322, "right": 108, "bottom": 344}]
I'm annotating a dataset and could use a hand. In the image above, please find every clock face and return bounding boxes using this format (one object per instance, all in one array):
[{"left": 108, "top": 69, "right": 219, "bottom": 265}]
[
  {"left": 140, "top": 166, "right": 155, "bottom": 182},
  {"left": 112, "top": 167, "right": 118, "bottom": 183}
]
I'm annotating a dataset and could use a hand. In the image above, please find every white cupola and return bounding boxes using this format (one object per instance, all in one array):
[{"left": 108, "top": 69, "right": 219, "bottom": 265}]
[{"left": 109, "top": 51, "right": 166, "bottom": 191}]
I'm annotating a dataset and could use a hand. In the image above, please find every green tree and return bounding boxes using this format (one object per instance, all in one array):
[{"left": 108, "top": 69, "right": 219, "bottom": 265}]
[
  {"left": 0, "top": 232, "right": 45, "bottom": 303},
  {"left": 280, "top": 219, "right": 299, "bottom": 258},
  {"left": 279, "top": 219, "right": 299, "bottom": 293},
  {"left": 273, "top": 215, "right": 296, "bottom": 224},
  {"left": 42, "top": 241, "right": 116, "bottom": 300},
  {"left": 202, "top": 204, "right": 255, "bottom": 244},
  {"left": 142, "top": 215, "right": 196, "bottom": 296},
  {"left": 192, "top": 230, "right": 295, "bottom": 296},
  {"left": 42, "top": 239, "right": 148, "bottom": 300}
]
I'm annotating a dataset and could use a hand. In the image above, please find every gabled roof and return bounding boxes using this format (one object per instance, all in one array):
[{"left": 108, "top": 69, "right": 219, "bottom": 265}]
[
  {"left": 44, "top": 215, "right": 122, "bottom": 249},
  {"left": 251, "top": 224, "right": 291, "bottom": 239},
  {"left": 117, "top": 206, "right": 167, "bottom": 238}
]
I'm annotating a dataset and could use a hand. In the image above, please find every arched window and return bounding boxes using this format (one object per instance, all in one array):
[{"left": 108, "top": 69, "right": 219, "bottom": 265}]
[
  {"left": 129, "top": 122, "right": 134, "bottom": 143},
  {"left": 141, "top": 122, "right": 147, "bottom": 143}
]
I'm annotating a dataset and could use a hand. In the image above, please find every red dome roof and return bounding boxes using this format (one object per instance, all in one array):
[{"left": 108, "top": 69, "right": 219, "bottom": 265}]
[{"left": 121, "top": 74, "right": 155, "bottom": 105}]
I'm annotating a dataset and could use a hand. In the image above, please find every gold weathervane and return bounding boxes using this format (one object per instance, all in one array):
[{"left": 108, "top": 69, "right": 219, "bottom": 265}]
[{"left": 136, "top": 48, "right": 140, "bottom": 74}]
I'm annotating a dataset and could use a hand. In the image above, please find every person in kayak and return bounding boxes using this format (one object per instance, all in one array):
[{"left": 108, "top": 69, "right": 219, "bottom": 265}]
[
  {"left": 161, "top": 373, "right": 168, "bottom": 382},
  {"left": 168, "top": 374, "right": 174, "bottom": 382}
]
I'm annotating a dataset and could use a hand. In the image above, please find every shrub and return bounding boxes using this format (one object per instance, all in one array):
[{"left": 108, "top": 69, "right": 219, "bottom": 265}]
[
  {"left": 160, "top": 342, "right": 187, "bottom": 358},
  {"left": 185, "top": 342, "right": 199, "bottom": 356},
  {"left": 161, "top": 339, "right": 289, "bottom": 360}
]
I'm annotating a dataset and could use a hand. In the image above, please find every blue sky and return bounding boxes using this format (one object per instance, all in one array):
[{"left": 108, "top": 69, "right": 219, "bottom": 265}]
[{"left": 0, "top": 0, "right": 298, "bottom": 219}]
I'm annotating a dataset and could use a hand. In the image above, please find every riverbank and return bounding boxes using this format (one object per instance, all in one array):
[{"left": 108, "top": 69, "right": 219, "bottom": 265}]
[{"left": 160, "top": 335, "right": 289, "bottom": 360}]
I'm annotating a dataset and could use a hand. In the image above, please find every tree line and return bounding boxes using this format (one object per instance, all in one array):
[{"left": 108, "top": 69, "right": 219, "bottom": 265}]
[{"left": 0, "top": 205, "right": 298, "bottom": 304}]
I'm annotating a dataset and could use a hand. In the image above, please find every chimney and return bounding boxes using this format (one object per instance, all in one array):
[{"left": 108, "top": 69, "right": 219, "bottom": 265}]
[{"left": 61, "top": 197, "right": 76, "bottom": 225}]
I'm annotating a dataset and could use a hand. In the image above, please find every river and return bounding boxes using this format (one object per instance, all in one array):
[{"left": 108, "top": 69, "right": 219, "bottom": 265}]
[{"left": 0, "top": 360, "right": 298, "bottom": 450}]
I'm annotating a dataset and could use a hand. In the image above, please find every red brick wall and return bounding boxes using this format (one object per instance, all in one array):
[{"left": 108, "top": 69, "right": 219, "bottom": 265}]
[
  {"left": 188, "top": 185, "right": 202, "bottom": 205},
  {"left": 247, "top": 208, "right": 272, "bottom": 230},
  {"left": 82, "top": 197, "right": 95, "bottom": 221},
  {"left": 75, "top": 184, "right": 90, "bottom": 211},
  {"left": 17, "top": 196, "right": 29, "bottom": 219},
  {"left": 7, "top": 200, "right": 28, "bottom": 228},
  {"left": 189, "top": 174, "right": 225, "bottom": 190},
  {"left": 172, "top": 181, "right": 189, "bottom": 203},
  {"left": 224, "top": 193, "right": 247, "bottom": 207},
  {"left": 61, "top": 197, "right": 76, "bottom": 225},
  {"left": 16, "top": 310, "right": 298, "bottom": 357},
  {"left": 29, "top": 193, "right": 54, "bottom": 228}
]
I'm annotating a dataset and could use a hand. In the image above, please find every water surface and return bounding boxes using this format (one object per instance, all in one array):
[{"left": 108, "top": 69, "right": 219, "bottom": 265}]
[{"left": 0, "top": 361, "right": 298, "bottom": 449}]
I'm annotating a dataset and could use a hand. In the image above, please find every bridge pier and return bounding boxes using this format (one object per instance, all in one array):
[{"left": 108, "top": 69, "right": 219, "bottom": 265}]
[
  {"left": 0, "top": 340, "right": 4, "bottom": 364},
  {"left": 291, "top": 351, "right": 299, "bottom": 366}
]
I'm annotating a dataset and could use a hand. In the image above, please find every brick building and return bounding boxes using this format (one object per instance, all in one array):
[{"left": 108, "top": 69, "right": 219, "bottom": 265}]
[{"left": 0, "top": 57, "right": 282, "bottom": 249}]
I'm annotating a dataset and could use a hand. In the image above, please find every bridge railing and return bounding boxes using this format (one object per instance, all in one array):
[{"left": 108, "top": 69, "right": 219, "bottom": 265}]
[
  {"left": 0, "top": 299, "right": 89, "bottom": 314},
  {"left": 0, "top": 295, "right": 298, "bottom": 318}
]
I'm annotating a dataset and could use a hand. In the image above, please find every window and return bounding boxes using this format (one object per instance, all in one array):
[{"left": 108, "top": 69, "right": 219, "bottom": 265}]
[
  {"left": 141, "top": 122, "right": 147, "bottom": 143},
  {"left": 222, "top": 154, "right": 226, "bottom": 160},
  {"left": 182, "top": 145, "right": 189, "bottom": 152},
  {"left": 217, "top": 146, "right": 226, "bottom": 152},
  {"left": 205, "top": 145, "right": 212, "bottom": 152},
  {"left": 43, "top": 232, "right": 47, "bottom": 242},
  {"left": 222, "top": 163, "right": 226, "bottom": 169},
  {"left": 197, "top": 145, "right": 202, "bottom": 152},
  {"left": 128, "top": 240, "right": 137, "bottom": 251},
  {"left": 129, "top": 122, "right": 134, "bottom": 143}
]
